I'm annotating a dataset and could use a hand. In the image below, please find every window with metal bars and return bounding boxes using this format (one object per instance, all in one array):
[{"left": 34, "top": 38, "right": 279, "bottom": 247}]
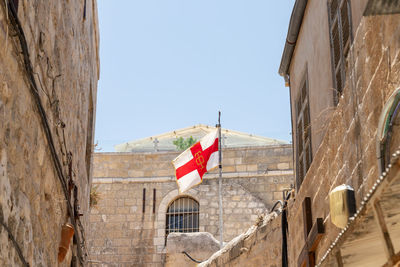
[
  {"left": 165, "top": 197, "right": 199, "bottom": 239},
  {"left": 328, "top": 0, "right": 352, "bottom": 104},
  {"left": 295, "top": 73, "right": 312, "bottom": 190}
]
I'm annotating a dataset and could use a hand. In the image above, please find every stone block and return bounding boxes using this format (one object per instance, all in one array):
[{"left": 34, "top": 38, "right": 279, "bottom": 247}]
[
  {"left": 223, "top": 158, "right": 235, "bottom": 165},
  {"left": 236, "top": 165, "right": 247, "bottom": 172},
  {"left": 113, "top": 239, "right": 131, "bottom": 247},
  {"left": 277, "top": 163, "right": 289, "bottom": 170},
  {"left": 232, "top": 196, "right": 241, "bottom": 201},
  {"left": 238, "top": 202, "right": 246, "bottom": 208},
  {"left": 143, "top": 221, "right": 154, "bottom": 230},
  {"left": 117, "top": 247, "right": 132, "bottom": 255},
  {"left": 154, "top": 237, "right": 165, "bottom": 246},
  {"left": 90, "top": 208, "right": 100, "bottom": 215},
  {"left": 273, "top": 192, "right": 282, "bottom": 200},
  {"left": 126, "top": 214, "right": 136, "bottom": 221},
  {"left": 233, "top": 209, "right": 242, "bottom": 214},
  {"left": 227, "top": 202, "right": 237, "bottom": 208},
  {"left": 247, "top": 164, "right": 258, "bottom": 172},
  {"left": 223, "top": 165, "right": 236, "bottom": 172},
  {"left": 157, "top": 229, "right": 165, "bottom": 237},
  {"left": 90, "top": 215, "right": 101, "bottom": 222},
  {"left": 116, "top": 207, "right": 130, "bottom": 214},
  {"left": 199, "top": 199, "right": 209, "bottom": 205},
  {"left": 107, "top": 215, "right": 126, "bottom": 222},
  {"left": 124, "top": 198, "right": 136, "bottom": 206},
  {"left": 248, "top": 202, "right": 258, "bottom": 208},
  {"left": 210, "top": 202, "right": 219, "bottom": 208}
]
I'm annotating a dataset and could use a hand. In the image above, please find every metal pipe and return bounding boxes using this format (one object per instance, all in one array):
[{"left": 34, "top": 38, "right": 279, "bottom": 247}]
[
  {"left": 182, "top": 251, "right": 203, "bottom": 263},
  {"left": 278, "top": 0, "right": 308, "bottom": 78},
  {"left": 217, "top": 111, "right": 224, "bottom": 249}
]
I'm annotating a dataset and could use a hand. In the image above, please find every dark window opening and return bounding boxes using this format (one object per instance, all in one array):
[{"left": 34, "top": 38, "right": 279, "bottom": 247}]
[
  {"left": 142, "top": 188, "right": 146, "bottom": 213},
  {"left": 83, "top": 0, "right": 87, "bottom": 20},
  {"left": 153, "top": 188, "right": 156, "bottom": 214}
]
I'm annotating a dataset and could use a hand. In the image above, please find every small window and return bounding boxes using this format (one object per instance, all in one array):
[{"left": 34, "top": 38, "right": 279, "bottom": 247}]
[
  {"left": 166, "top": 197, "right": 199, "bottom": 238},
  {"left": 328, "top": 0, "right": 352, "bottom": 104}
]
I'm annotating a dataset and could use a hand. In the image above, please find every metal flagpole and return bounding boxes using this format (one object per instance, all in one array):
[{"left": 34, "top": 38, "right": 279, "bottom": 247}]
[{"left": 217, "top": 111, "right": 224, "bottom": 249}]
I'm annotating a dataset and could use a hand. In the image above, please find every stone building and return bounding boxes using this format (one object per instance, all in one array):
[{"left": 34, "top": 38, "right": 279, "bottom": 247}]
[
  {"left": 201, "top": 1, "right": 400, "bottom": 266},
  {"left": 280, "top": 1, "right": 400, "bottom": 266},
  {"left": 0, "top": 0, "right": 99, "bottom": 266},
  {"left": 87, "top": 125, "right": 294, "bottom": 266}
]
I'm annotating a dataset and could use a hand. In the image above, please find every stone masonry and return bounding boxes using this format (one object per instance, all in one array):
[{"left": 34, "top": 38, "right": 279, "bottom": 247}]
[
  {"left": 0, "top": 0, "right": 99, "bottom": 266},
  {"left": 88, "top": 144, "right": 293, "bottom": 266},
  {"left": 184, "top": 10, "right": 400, "bottom": 267},
  {"left": 286, "top": 13, "right": 400, "bottom": 266},
  {"left": 199, "top": 212, "right": 282, "bottom": 267},
  {"left": 165, "top": 232, "right": 221, "bottom": 267}
]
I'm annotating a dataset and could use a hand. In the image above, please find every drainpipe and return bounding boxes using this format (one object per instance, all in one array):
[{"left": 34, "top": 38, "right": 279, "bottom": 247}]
[{"left": 278, "top": 0, "right": 308, "bottom": 79}]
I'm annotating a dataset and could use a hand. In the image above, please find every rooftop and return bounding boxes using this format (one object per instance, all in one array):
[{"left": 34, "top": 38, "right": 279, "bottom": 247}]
[{"left": 114, "top": 124, "right": 288, "bottom": 152}]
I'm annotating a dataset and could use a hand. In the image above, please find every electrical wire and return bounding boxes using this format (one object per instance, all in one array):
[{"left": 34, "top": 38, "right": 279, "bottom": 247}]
[
  {"left": 182, "top": 251, "right": 203, "bottom": 263},
  {"left": 270, "top": 200, "right": 284, "bottom": 213},
  {"left": 0, "top": 214, "right": 29, "bottom": 267}
]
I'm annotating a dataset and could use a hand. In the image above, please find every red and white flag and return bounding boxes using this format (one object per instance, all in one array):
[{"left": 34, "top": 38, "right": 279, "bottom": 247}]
[{"left": 172, "top": 129, "right": 219, "bottom": 193}]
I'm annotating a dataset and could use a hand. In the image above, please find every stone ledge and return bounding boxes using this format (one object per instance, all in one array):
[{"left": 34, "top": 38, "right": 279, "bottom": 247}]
[{"left": 92, "top": 170, "right": 294, "bottom": 184}]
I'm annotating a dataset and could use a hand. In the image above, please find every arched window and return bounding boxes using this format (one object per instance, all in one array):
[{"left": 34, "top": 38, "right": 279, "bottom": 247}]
[
  {"left": 377, "top": 89, "right": 400, "bottom": 173},
  {"left": 166, "top": 197, "right": 199, "bottom": 237}
]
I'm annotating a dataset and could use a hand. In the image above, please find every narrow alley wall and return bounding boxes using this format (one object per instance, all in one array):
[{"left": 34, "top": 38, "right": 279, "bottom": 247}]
[
  {"left": 0, "top": 0, "right": 99, "bottom": 265},
  {"left": 286, "top": 14, "right": 400, "bottom": 266}
]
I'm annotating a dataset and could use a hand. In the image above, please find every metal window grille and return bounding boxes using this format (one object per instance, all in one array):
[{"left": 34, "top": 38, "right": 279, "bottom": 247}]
[
  {"left": 295, "top": 73, "right": 312, "bottom": 190},
  {"left": 166, "top": 197, "right": 199, "bottom": 239},
  {"left": 328, "top": 0, "right": 353, "bottom": 104}
]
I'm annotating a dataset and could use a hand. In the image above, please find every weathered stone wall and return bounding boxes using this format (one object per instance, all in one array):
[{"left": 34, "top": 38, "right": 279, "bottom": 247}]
[
  {"left": 288, "top": 0, "right": 368, "bottom": 160},
  {"left": 287, "top": 14, "right": 400, "bottom": 266},
  {"left": 0, "top": 0, "right": 99, "bottom": 266},
  {"left": 165, "top": 232, "right": 220, "bottom": 267},
  {"left": 199, "top": 12, "right": 400, "bottom": 267},
  {"left": 198, "top": 212, "right": 282, "bottom": 267},
  {"left": 88, "top": 145, "right": 293, "bottom": 266},
  {"left": 93, "top": 145, "right": 293, "bottom": 207},
  {"left": 288, "top": 0, "right": 336, "bottom": 156}
]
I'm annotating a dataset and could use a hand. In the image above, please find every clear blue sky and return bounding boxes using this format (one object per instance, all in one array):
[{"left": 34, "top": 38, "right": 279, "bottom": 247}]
[{"left": 95, "top": 0, "right": 295, "bottom": 152}]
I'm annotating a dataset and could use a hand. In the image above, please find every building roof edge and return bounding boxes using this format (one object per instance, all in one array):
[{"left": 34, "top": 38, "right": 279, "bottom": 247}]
[{"left": 278, "top": 0, "right": 308, "bottom": 79}]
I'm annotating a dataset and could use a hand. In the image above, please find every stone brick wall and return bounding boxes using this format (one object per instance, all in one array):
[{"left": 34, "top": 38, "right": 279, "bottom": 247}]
[
  {"left": 0, "top": 1, "right": 99, "bottom": 266},
  {"left": 288, "top": 0, "right": 336, "bottom": 156},
  {"left": 197, "top": 12, "right": 400, "bottom": 267},
  {"left": 165, "top": 232, "right": 220, "bottom": 267},
  {"left": 88, "top": 145, "right": 293, "bottom": 266},
  {"left": 286, "top": 14, "right": 400, "bottom": 266},
  {"left": 288, "top": 0, "right": 368, "bottom": 160},
  {"left": 198, "top": 212, "right": 282, "bottom": 267}
]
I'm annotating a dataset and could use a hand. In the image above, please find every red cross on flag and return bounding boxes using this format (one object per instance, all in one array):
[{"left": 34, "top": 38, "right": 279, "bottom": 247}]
[{"left": 172, "top": 129, "right": 219, "bottom": 193}]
